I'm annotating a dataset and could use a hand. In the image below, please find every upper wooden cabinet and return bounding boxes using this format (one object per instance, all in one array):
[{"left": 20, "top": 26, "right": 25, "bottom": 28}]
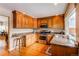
[
  {"left": 37, "top": 15, "right": 64, "bottom": 29},
  {"left": 12, "top": 10, "right": 64, "bottom": 29},
  {"left": 37, "top": 18, "right": 48, "bottom": 28},
  {"left": 52, "top": 15, "right": 64, "bottom": 29},
  {"left": 13, "top": 11, "right": 22, "bottom": 28},
  {"left": 33, "top": 18, "right": 38, "bottom": 28},
  {"left": 28, "top": 17, "right": 34, "bottom": 28},
  {"left": 48, "top": 18, "right": 52, "bottom": 28},
  {"left": 12, "top": 10, "right": 33, "bottom": 28}
]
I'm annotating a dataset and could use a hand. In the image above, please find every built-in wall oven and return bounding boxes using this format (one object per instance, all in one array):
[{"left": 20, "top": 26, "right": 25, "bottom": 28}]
[{"left": 38, "top": 24, "right": 50, "bottom": 44}]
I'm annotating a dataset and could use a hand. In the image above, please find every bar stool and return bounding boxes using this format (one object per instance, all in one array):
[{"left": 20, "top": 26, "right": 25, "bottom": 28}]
[
  {"left": 13, "top": 37, "right": 21, "bottom": 52},
  {"left": 13, "top": 36, "right": 26, "bottom": 52},
  {"left": 19, "top": 36, "right": 24, "bottom": 47},
  {"left": 21, "top": 35, "right": 26, "bottom": 47}
]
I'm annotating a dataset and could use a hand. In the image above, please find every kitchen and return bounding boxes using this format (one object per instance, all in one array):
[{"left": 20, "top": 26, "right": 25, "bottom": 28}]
[{"left": 0, "top": 3, "right": 78, "bottom": 56}]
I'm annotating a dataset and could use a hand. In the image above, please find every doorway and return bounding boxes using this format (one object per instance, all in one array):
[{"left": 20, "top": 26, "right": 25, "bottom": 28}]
[{"left": 0, "top": 15, "right": 9, "bottom": 52}]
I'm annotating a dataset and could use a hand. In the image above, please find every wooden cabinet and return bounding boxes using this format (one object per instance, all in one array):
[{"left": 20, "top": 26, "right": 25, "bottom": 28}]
[
  {"left": 12, "top": 10, "right": 33, "bottom": 28},
  {"left": 28, "top": 17, "right": 34, "bottom": 28},
  {"left": 40, "top": 18, "right": 48, "bottom": 24},
  {"left": 48, "top": 18, "right": 52, "bottom": 28},
  {"left": 13, "top": 11, "right": 22, "bottom": 28},
  {"left": 52, "top": 15, "right": 64, "bottom": 29},
  {"left": 13, "top": 10, "right": 64, "bottom": 29},
  {"left": 51, "top": 44, "right": 65, "bottom": 56},
  {"left": 22, "top": 15, "right": 25, "bottom": 28},
  {"left": 23, "top": 15, "right": 26, "bottom": 28},
  {"left": 33, "top": 18, "right": 38, "bottom": 28},
  {"left": 51, "top": 44, "right": 78, "bottom": 56},
  {"left": 26, "top": 34, "right": 37, "bottom": 47},
  {"left": 37, "top": 19, "right": 41, "bottom": 28},
  {"left": 36, "top": 15, "right": 64, "bottom": 29},
  {"left": 37, "top": 18, "right": 48, "bottom": 28}
]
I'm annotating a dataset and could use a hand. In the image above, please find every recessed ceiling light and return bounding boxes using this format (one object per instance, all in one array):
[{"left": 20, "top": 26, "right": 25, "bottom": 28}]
[{"left": 54, "top": 3, "right": 58, "bottom": 6}]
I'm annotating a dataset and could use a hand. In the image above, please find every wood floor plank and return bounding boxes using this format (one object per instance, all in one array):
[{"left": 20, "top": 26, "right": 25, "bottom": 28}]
[{"left": 0, "top": 43, "right": 49, "bottom": 56}]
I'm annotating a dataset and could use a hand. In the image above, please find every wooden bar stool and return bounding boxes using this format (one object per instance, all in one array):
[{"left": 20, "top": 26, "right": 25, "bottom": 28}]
[
  {"left": 13, "top": 35, "right": 26, "bottom": 52},
  {"left": 21, "top": 35, "right": 26, "bottom": 47},
  {"left": 13, "top": 37, "right": 21, "bottom": 52}
]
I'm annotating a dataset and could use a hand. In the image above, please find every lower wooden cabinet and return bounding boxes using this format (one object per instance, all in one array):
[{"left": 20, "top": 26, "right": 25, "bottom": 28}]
[
  {"left": 26, "top": 34, "right": 37, "bottom": 47},
  {"left": 51, "top": 44, "right": 78, "bottom": 56}
]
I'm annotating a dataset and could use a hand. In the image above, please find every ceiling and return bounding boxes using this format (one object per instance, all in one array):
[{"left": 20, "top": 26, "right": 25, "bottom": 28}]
[
  {"left": 0, "top": 16, "right": 8, "bottom": 26},
  {"left": 0, "top": 3, "right": 68, "bottom": 18},
  {"left": 0, "top": 16, "right": 8, "bottom": 22}
]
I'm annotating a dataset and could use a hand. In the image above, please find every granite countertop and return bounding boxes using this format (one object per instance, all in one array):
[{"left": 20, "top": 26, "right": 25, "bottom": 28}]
[
  {"left": 50, "top": 34, "right": 77, "bottom": 48},
  {"left": 12, "top": 32, "right": 33, "bottom": 37},
  {"left": 51, "top": 42, "right": 77, "bottom": 48},
  {"left": 51, "top": 43, "right": 78, "bottom": 48}
]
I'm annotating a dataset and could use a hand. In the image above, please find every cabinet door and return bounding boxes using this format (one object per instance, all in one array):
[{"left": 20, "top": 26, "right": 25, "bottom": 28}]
[
  {"left": 28, "top": 17, "right": 34, "bottom": 28},
  {"left": 16, "top": 12, "right": 22, "bottom": 28},
  {"left": 24, "top": 16, "right": 28, "bottom": 28},
  {"left": 37, "top": 19, "right": 41, "bottom": 28},
  {"left": 37, "top": 18, "right": 48, "bottom": 28},
  {"left": 48, "top": 18, "right": 52, "bottom": 28},
  {"left": 13, "top": 11, "right": 23, "bottom": 28},
  {"left": 52, "top": 16, "right": 64, "bottom": 29},
  {"left": 33, "top": 18, "right": 37, "bottom": 28},
  {"left": 30, "top": 18, "right": 34, "bottom": 28},
  {"left": 51, "top": 45, "right": 65, "bottom": 56},
  {"left": 22, "top": 15, "right": 27, "bottom": 28},
  {"left": 21, "top": 15, "right": 25, "bottom": 28},
  {"left": 26, "top": 34, "right": 36, "bottom": 47},
  {"left": 65, "top": 47, "right": 78, "bottom": 56},
  {"left": 22, "top": 15, "right": 33, "bottom": 28},
  {"left": 40, "top": 18, "right": 48, "bottom": 24},
  {"left": 15, "top": 12, "right": 19, "bottom": 28},
  {"left": 21, "top": 13, "right": 24, "bottom": 28}
]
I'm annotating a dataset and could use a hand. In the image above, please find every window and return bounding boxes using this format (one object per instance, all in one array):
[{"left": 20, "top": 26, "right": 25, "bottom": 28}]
[
  {"left": 68, "top": 8, "right": 76, "bottom": 45},
  {"left": 68, "top": 9, "right": 76, "bottom": 36}
]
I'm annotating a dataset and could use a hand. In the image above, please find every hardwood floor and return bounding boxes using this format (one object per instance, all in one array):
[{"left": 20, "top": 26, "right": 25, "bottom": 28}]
[
  {"left": 0, "top": 43, "right": 49, "bottom": 56},
  {"left": 0, "top": 39, "right": 10, "bottom": 56},
  {"left": 0, "top": 46, "right": 11, "bottom": 56}
]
